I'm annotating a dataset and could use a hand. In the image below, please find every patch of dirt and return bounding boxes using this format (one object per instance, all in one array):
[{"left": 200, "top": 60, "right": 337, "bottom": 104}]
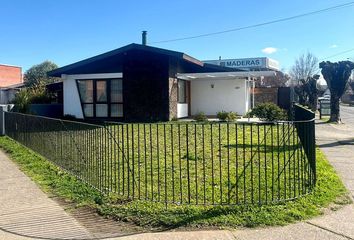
[
  {"left": 50, "top": 196, "right": 229, "bottom": 237},
  {"left": 323, "top": 193, "right": 353, "bottom": 214},
  {"left": 51, "top": 197, "right": 146, "bottom": 239}
]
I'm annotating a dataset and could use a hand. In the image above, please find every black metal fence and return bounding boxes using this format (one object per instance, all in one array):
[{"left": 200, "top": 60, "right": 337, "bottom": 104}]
[{"left": 4, "top": 111, "right": 316, "bottom": 206}]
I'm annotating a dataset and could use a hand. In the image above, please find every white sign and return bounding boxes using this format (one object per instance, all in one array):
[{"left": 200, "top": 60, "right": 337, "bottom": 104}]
[{"left": 204, "top": 57, "right": 279, "bottom": 70}]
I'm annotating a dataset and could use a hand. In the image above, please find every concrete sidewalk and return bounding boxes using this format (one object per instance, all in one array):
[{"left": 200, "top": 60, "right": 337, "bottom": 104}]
[
  {"left": 0, "top": 150, "right": 93, "bottom": 240},
  {"left": 1, "top": 120, "right": 354, "bottom": 240},
  {"left": 228, "top": 121, "right": 354, "bottom": 240}
]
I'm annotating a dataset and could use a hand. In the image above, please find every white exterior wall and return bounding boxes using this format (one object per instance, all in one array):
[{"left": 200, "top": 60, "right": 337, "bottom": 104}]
[
  {"left": 190, "top": 79, "right": 249, "bottom": 116},
  {"left": 177, "top": 103, "right": 188, "bottom": 118},
  {"left": 63, "top": 73, "right": 122, "bottom": 119}
]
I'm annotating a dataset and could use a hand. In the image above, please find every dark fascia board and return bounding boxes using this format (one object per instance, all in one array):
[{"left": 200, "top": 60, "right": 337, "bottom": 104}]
[
  {"left": 182, "top": 54, "right": 204, "bottom": 66},
  {"left": 48, "top": 43, "right": 204, "bottom": 77}
]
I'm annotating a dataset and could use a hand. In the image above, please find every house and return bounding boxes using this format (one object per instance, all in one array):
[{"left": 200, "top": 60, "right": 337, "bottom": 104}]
[
  {"left": 204, "top": 57, "right": 294, "bottom": 110},
  {"left": 0, "top": 64, "right": 24, "bottom": 104},
  {"left": 0, "top": 83, "right": 24, "bottom": 104},
  {"left": 48, "top": 43, "right": 275, "bottom": 122},
  {"left": 0, "top": 64, "right": 23, "bottom": 87}
]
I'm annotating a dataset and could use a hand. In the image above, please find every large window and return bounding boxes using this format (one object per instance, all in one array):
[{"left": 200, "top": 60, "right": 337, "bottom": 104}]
[
  {"left": 77, "top": 79, "right": 123, "bottom": 118},
  {"left": 178, "top": 80, "right": 186, "bottom": 103}
]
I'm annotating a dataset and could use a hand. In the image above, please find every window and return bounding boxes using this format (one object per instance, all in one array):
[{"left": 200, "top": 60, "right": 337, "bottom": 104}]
[
  {"left": 96, "top": 81, "right": 107, "bottom": 102},
  {"left": 178, "top": 80, "right": 186, "bottom": 103},
  {"left": 77, "top": 80, "right": 93, "bottom": 102},
  {"left": 83, "top": 104, "right": 94, "bottom": 117},
  {"left": 110, "top": 79, "right": 123, "bottom": 117},
  {"left": 77, "top": 79, "right": 123, "bottom": 118}
]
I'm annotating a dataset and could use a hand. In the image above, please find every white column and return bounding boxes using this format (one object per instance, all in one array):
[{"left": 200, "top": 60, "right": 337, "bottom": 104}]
[{"left": 252, "top": 78, "right": 255, "bottom": 109}]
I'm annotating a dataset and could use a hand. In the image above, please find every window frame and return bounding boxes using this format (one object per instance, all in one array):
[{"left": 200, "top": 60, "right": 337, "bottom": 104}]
[
  {"left": 178, "top": 79, "right": 187, "bottom": 103},
  {"left": 76, "top": 78, "right": 123, "bottom": 119}
]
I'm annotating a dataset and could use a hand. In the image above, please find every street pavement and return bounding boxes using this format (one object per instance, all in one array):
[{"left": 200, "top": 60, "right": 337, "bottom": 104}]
[{"left": 1, "top": 105, "right": 354, "bottom": 240}]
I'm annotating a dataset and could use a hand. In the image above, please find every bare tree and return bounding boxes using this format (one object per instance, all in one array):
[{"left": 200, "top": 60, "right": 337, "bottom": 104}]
[
  {"left": 307, "top": 75, "right": 320, "bottom": 111},
  {"left": 289, "top": 52, "right": 319, "bottom": 107},
  {"left": 255, "top": 70, "right": 289, "bottom": 87},
  {"left": 290, "top": 52, "right": 319, "bottom": 82},
  {"left": 319, "top": 61, "right": 354, "bottom": 123}
]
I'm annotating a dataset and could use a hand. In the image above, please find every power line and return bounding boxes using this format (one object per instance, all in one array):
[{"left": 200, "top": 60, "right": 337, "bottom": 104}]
[
  {"left": 150, "top": 1, "right": 354, "bottom": 44},
  {"left": 321, "top": 48, "right": 354, "bottom": 61}
]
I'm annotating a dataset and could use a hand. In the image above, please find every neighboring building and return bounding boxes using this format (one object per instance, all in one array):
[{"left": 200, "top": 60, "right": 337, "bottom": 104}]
[
  {"left": 204, "top": 57, "right": 279, "bottom": 71},
  {"left": 204, "top": 57, "right": 288, "bottom": 87},
  {"left": 49, "top": 44, "right": 275, "bottom": 122},
  {"left": 0, "top": 64, "right": 23, "bottom": 104},
  {"left": 204, "top": 57, "right": 293, "bottom": 109},
  {"left": 0, "top": 64, "right": 23, "bottom": 87},
  {"left": 0, "top": 83, "right": 24, "bottom": 104}
]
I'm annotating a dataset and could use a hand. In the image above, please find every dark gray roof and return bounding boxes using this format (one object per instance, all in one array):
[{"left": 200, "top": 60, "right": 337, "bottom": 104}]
[
  {"left": 48, "top": 43, "right": 242, "bottom": 77},
  {"left": 48, "top": 43, "right": 208, "bottom": 77}
]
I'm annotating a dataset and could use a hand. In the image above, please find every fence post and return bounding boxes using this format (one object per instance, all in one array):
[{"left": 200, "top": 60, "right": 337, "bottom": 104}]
[
  {"left": 293, "top": 104, "right": 316, "bottom": 188},
  {"left": 0, "top": 107, "right": 5, "bottom": 136},
  {"left": 311, "top": 119, "right": 316, "bottom": 185}
]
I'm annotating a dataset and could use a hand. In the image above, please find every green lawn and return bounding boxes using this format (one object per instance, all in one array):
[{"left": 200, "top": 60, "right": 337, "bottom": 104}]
[
  {"left": 7, "top": 121, "right": 314, "bottom": 206},
  {"left": 0, "top": 122, "right": 350, "bottom": 228}
]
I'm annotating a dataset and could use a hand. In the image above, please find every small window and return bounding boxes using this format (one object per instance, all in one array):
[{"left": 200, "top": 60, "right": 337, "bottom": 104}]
[
  {"left": 111, "top": 79, "right": 123, "bottom": 102},
  {"left": 83, "top": 104, "right": 94, "bottom": 117},
  {"left": 96, "top": 81, "right": 107, "bottom": 102},
  {"left": 96, "top": 104, "right": 108, "bottom": 117},
  {"left": 111, "top": 104, "right": 123, "bottom": 117},
  {"left": 77, "top": 80, "right": 93, "bottom": 103},
  {"left": 178, "top": 80, "right": 186, "bottom": 103}
]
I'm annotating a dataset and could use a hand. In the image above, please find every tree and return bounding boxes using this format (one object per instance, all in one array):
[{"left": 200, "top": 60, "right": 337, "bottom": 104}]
[
  {"left": 256, "top": 70, "right": 289, "bottom": 87},
  {"left": 24, "top": 61, "right": 59, "bottom": 87},
  {"left": 349, "top": 71, "right": 354, "bottom": 91},
  {"left": 306, "top": 75, "right": 320, "bottom": 111},
  {"left": 293, "top": 79, "right": 308, "bottom": 105},
  {"left": 290, "top": 52, "right": 319, "bottom": 83},
  {"left": 289, "top": 52, "right": 319, "bottom": 107},
  {"left": 319, "top": 61, "right": 354, "bottom": 123},
  {"left": 293, "top": 75, "right": 319, "bottom": 108}
]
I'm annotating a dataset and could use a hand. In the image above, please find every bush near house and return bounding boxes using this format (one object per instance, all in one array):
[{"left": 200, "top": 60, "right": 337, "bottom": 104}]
[
  {"left": 12, "top": 84, "right": 53, "bottom": 113},
  {"left": 247, "top": 103, "right": 287, "bottom": 121},
  {"left": 217, "top": 111, "right": 238, "bottom": 121},
  {"left": 193, "top": 111, "right": 208, "bottom": 122}
]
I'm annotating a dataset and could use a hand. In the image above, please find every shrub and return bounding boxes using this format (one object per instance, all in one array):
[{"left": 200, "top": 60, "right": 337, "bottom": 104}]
[
  {"left": 227, "top": 111, "right": 238, "bottom": 121},
  {"left": 247, "top": 103, "right": 287, "bottom": 121},
  {"left": 11, "top": 88, "right": 31, "bottom": 113},
  {"left": 193, "top": 112, "right": 208, "bottom": 122},
  {"left": 217, "top": 111, "right": 238, "bottom": 122},
  {"left": 217, "top": 111, "right": 228, "bottom": 121},
  {"left": 12, "top": 83, "right": 53, "bottom": 113}
]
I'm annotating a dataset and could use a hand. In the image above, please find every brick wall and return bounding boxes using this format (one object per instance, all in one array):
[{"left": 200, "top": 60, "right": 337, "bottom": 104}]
[
  {"left": 0, "top": 65, "right": 22, "bottom": 87},
  {"left": 253, "top": 87, "right": 278, "bottom": 106},
  {"left": 169, "top": 77, "right": 178, "bottom": 120}
]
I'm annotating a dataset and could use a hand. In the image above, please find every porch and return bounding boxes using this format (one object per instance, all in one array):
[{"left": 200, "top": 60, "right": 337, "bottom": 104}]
[{"left": 175, "top": 71, "right": 277, "bottom": 118}]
